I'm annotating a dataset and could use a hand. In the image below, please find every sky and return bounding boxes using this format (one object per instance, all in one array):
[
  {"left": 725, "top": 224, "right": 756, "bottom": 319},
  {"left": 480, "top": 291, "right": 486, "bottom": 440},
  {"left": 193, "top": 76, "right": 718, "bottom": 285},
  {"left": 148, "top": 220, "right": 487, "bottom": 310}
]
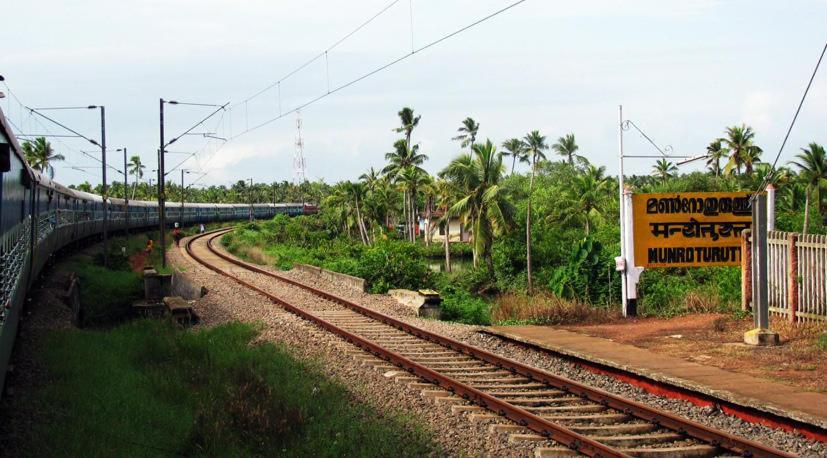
[{"left": 2, "top": 0, "right": 826, "bottom": 188}]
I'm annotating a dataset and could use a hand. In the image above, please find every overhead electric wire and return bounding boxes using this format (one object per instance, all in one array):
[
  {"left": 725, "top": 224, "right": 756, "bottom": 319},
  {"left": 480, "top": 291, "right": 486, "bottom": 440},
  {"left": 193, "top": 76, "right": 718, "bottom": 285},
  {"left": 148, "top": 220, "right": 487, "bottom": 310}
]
[
  {"left": 757, "top": 41, "right": 827, "bottom": 194},
  {"left": 229, "top": 0, "right": 529, "bottom": 141},
  {"left": 231, "top": 0, "right": 402, "bottom": 109}
]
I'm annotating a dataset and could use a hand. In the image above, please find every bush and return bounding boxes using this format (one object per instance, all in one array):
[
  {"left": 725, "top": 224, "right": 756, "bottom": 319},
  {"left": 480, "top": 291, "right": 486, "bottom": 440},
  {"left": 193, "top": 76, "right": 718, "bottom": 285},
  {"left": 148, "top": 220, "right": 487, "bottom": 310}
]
[
  {"left": 438, "top": 285, "right": 492, "bottom": 325},
  {"left": 356, "top": 240, "right": 431, "bottom": 293},
  {"left": 637, "top": 266, "right": 741, "bottom": 317}
]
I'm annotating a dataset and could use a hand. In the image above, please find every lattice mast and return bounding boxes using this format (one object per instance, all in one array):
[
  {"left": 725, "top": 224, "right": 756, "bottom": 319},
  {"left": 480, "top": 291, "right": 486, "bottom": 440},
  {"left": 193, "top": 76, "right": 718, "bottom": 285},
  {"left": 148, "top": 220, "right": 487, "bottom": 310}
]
[{"left": 293, "top": 111, "right": 307, "bottom": 185}]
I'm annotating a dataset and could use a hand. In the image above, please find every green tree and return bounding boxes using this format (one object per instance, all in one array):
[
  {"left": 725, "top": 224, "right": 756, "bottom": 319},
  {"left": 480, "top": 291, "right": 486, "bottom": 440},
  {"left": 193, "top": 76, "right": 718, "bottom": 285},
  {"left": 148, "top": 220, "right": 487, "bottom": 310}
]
[
  {"left": 551, "top": 133, "right": 580, "bottom": 165},
  {"left": 721, "top": 124, "right": 758, "bottom": 175},
  {"left": 791, "top": 142, "right": 827, "bottom": 234},
  {"left": 521, "top": 130, "right": 548, "bottom": 292},
  {"left": 652, "top": 158, "right": 677, "bottom": 182},
  {"left": 383, "top": 139, "right": 428, "bottom": 241},
  {"left": 442, "top": 140, "right": 514, "bottom": 277},
  {"left": 705, "top": 139, "right": 728, "bottom": 177},
  {"left": 127, "top": 155, "right": 146, "bottom": 200},
  {"left": 434, "top": 178, "right": 458, "bottom": 272},
  {"left": 501, "top": 138, "right": 528, "bottom": 175},
  {"left": 558, "top": 164, "right": 612, "bottom": 235},
  {"left": 451, "top": 117, "right": 480, "bottom": 149},
  {"left": 393, "top": 107, "right": 420, "bottom": 150},
  {"left": 22, "top": 137, "right": 65, "bottom": 178}
]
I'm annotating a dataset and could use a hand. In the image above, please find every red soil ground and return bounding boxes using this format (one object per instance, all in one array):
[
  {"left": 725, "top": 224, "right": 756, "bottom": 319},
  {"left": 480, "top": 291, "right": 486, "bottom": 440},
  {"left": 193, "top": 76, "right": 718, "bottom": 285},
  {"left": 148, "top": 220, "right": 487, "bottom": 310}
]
[{"left": 564, "top": 314, "right": 827, "bottom": 392}]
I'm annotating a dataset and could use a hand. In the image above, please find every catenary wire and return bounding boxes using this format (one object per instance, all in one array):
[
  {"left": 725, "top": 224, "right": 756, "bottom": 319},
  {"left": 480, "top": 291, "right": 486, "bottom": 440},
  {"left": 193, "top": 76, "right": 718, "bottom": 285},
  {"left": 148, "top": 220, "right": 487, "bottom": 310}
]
[{"left": 756, "top": 41, "right": 826, "bottom": 194}]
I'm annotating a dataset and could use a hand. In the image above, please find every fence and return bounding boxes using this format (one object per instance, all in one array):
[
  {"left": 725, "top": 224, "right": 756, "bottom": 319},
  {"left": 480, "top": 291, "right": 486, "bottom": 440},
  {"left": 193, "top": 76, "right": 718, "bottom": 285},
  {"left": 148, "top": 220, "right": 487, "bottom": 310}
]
[{"left": 760, "top": 230, "right": 827, "bottom": 322}]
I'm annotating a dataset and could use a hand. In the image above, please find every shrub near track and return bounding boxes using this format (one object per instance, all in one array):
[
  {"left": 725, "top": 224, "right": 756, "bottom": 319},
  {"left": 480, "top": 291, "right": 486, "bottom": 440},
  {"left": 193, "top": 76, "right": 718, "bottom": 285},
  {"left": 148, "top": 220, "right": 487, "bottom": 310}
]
[{"left": 27, "top": 320, "right": 440, "bottom": 457}]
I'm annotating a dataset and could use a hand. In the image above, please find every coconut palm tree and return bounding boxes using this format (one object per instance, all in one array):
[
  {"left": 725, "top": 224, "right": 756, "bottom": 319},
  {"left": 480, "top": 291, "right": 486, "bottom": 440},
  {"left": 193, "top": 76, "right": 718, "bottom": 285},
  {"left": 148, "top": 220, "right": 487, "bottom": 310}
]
[
  {"left": 21, "top": 137, "right": 65, "bottom": 178},
  {"left": 383, "top": 139, "right": 428, "bottom": 241},
  {"left": 521, "top": 130, "right": 548, "bottom": 292},
  {"left": 393, "top": 107, "right": 420, "bottom": 149},
  {"left": 652, "top": 158, "right": 677, "bottom": 182},
  {"left": 501, "top": 138, "right": 527, "bottom": 175},
  {"left": 434, "top": 178, "right": 458, "bottom": 272},
  {"left": 452, "top": 117, "right": 480, "bottom": 149},
  {"left": 721, "top": 124, "right": 758, "bottom": 175},
  {"left": 790, "top": 142, "right": 827, "bottom": 233},
  {"left": 741, "top": 145, "right": 763, "bottom": 176},
  {"left": 551, "top": 133, "right": 580, "bottom": 165},
  {"left": 558, "top": 165, "right": 612, "bottom": 235},
  {"left": 359, "top": 167, "right": 381, "bottom": 192},
  {"left": 441, "top": 139, "right": 514, "bottom": 276},
  {"left": 705, "top": 139, "right": 728, "bottom": 177},
  {"left": 127, "top": 155, "right": 146, "bottom": 200}
]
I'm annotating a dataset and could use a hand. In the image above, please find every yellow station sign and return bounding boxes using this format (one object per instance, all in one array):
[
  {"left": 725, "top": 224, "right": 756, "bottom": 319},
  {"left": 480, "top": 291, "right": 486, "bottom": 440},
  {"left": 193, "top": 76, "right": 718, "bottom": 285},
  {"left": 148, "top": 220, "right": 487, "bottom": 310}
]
[{"left": 632, "top": 192, "right": 753, "bottom": 268}]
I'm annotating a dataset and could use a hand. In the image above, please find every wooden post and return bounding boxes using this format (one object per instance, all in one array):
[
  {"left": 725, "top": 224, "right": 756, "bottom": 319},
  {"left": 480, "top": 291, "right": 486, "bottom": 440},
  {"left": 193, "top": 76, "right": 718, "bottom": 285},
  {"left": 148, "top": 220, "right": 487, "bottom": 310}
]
[
  {"left": 788, "top": 233, "right": 799, "bottom": 323},
  {"left": 741, "top": 229, "right": 752, "bottom": 312}
]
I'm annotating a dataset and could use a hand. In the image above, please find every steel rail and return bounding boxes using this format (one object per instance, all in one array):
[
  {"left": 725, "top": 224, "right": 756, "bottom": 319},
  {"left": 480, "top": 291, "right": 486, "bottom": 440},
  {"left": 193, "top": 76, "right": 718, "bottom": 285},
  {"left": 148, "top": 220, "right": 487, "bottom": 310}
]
[
  {"left": 188, "top": 229, "right": 794, "bottom": 458},
  {"left": 186, "top": 229, "right": 625, "bottom": 457}
]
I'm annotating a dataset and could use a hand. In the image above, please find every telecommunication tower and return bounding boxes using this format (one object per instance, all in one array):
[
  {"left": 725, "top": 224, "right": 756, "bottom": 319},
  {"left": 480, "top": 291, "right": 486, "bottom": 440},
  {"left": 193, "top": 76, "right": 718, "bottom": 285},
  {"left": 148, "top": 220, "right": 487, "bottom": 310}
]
[{"left": 293, "top": 111, "right": 307, "bottom": 185}]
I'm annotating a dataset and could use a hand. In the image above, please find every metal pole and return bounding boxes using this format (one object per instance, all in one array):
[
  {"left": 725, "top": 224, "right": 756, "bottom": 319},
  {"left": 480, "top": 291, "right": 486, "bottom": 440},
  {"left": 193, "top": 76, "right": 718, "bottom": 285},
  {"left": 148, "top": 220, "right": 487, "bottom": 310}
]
[
  {"left": 159, "top": 99, "right": 167, "bottom": 267},
  {"left": 123, "top": 147, "right": 128, "bottom": 236},
  {"left": 618, "top": 105, "right": 628, "bottom": 317},
  {"left": 752, "top": 194, "right": 769, "bottom": 329},
  {"left": 181, "top": 169, "right": 185, "bottom": 226},
  {"left": 101, "top": 106, "right": 108, "bottom": 267},
  {"left": 249, "top": 178, "right": 253, "bottom": 221}
]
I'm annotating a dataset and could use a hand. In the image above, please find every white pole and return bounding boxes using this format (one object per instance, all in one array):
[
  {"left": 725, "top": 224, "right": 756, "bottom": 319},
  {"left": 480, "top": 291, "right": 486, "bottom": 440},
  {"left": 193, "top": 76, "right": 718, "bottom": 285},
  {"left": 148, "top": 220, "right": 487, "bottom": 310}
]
[
  {"left": 767, "top": 183, "right": 776, "bottom": 232},
  {"left": 618, "top": 105, "right": 628, "bottom": 317}
]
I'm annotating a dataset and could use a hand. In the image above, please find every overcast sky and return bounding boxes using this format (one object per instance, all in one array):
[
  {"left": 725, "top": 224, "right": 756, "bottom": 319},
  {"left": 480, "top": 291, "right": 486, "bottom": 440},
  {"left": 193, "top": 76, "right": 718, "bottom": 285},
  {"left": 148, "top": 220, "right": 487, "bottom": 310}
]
[{"left": 3, "top": 0, "right": 826, "bottom": 188}]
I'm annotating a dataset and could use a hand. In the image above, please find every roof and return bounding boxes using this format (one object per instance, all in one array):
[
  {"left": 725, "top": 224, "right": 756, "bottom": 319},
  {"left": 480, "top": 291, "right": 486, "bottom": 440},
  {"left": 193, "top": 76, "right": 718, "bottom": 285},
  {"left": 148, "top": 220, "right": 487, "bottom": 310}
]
[{"left": 0, "top": 106, "right": 34, "bottom": 181}]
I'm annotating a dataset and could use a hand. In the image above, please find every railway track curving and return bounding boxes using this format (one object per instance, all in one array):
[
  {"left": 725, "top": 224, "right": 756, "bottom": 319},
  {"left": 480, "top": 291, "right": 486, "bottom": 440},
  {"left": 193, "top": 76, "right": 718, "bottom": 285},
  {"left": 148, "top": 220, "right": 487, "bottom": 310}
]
[{"left": 185, "top": 228, "right": 795, "bottom": 458}]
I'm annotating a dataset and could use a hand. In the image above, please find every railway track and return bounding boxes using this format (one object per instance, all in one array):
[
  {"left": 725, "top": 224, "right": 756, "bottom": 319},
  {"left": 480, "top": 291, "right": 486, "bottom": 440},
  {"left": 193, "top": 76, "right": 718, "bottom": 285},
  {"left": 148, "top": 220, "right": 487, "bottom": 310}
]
[{"left": 185, "top": 228, "right": 794, "bottom": 458}]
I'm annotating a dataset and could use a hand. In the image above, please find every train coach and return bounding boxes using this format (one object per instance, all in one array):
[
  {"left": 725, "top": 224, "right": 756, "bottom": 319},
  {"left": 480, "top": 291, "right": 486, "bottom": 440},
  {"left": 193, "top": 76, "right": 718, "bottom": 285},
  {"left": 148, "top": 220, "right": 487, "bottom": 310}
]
[{"left": 0, "top": 107, "right": 314, "bottom": 390}]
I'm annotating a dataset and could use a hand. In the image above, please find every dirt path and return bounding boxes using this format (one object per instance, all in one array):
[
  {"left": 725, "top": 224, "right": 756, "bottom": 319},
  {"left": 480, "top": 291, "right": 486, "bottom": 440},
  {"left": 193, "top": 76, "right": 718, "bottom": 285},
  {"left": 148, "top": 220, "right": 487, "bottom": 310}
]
[{"left": 564, "top": 314, "right": 827, "bottom": 392}]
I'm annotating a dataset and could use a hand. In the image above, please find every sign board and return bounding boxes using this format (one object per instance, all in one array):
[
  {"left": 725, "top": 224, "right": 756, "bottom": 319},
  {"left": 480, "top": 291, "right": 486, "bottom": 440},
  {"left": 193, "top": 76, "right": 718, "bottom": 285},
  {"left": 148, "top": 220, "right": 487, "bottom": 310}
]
[{"left": 632, "top": 192, "right": 753, "bottom": 268}]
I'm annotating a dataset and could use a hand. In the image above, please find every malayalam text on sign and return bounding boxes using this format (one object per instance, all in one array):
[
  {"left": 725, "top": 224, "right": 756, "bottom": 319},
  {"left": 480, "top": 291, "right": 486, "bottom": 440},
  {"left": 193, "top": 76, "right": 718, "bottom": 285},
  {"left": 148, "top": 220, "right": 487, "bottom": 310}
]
[{"left": 632, "top": 192, "right": 753, "bottom": 268}]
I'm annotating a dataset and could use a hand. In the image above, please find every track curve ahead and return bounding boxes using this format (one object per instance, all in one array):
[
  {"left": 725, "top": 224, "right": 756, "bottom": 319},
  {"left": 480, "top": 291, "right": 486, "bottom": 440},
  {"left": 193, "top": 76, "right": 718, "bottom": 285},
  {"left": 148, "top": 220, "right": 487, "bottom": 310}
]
[{"left": 185, "top": 228, "right": 794, "bottom": 458}]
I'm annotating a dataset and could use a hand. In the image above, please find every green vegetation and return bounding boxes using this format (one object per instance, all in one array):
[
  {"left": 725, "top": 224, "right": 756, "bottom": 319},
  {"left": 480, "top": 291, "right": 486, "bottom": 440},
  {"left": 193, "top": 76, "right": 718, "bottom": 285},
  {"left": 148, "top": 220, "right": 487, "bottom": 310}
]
[
  {"left": 817, "top": 333, "right": 827, "bottom": 351},
  {"left": 24, "top": 320, "right": 438, "bottom": 456},
  {"left": 210, "top": 107, "right": 825, "bottom": 325}
]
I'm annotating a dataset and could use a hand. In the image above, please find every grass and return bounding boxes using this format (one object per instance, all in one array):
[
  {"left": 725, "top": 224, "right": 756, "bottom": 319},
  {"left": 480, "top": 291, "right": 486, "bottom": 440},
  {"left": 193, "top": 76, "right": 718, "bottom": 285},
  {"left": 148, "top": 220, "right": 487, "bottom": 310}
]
[
  {"left": 817, "top": 333, "right": 827, "bottom": 351},
  {"left": 491, "top": 292, "right": 616, "bottom": 326},
  {"left": 23, "top": 320, "right": 439, "bottom": 457}
]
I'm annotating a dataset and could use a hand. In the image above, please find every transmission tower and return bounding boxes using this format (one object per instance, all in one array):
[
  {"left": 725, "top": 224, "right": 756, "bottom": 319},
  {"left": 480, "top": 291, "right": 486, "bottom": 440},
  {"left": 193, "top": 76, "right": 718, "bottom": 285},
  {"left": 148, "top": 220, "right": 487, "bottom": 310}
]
[{"left": 293, "top": 111, "right": 307, "bottom": 185}]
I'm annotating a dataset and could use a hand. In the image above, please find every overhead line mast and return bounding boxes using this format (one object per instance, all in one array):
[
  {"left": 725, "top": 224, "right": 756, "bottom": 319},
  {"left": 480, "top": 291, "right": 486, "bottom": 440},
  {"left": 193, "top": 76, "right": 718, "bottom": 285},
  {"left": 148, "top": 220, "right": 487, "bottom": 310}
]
[{"left": 293, "top": 111, "right": 307, "bottom": 186}]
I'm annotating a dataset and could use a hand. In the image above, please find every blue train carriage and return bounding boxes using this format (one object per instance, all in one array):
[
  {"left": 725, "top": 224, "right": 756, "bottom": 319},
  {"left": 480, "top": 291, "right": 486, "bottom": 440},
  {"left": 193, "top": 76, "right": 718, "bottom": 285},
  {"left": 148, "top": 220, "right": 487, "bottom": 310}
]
[{"left": 0, "top": 107, "right": 35, "bottom": 389}]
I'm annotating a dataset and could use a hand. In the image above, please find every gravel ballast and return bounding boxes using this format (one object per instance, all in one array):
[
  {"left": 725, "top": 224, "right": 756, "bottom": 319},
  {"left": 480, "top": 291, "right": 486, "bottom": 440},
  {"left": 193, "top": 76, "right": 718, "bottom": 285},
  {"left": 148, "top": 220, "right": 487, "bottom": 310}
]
[{"left": 175, "top": 235, "right": 825, "bottom": 457}]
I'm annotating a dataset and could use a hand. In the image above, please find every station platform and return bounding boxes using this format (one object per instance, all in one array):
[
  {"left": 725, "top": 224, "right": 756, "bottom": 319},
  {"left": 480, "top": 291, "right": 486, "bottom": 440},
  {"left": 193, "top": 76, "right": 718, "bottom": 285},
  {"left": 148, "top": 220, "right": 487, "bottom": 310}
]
[{"left": 483, "top": 326, "right": 827, "bottom": 440}]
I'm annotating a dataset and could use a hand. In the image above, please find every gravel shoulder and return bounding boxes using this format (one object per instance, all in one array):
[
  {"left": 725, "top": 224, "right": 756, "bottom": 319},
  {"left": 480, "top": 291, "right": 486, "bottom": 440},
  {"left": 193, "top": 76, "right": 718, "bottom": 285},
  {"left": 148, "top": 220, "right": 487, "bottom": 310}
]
[
  {"left": 176, "top": 235, "right": 825, "bottom": 457},
  {"left": 174, "top": 236, "right": 543, "bottom": 456}
]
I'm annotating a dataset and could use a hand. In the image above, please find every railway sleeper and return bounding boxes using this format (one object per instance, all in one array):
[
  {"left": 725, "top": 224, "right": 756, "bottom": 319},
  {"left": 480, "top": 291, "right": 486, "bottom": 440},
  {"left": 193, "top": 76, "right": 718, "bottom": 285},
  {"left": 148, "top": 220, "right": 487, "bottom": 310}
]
[
  {"left": 538, "top": 413, "right": 630, "bottom": 424},
  {"left": 498, "top": 396, "right": 585, "bottom": 407},
  {"left": 526, "top": 404, "right": 607, "bottom": 414}
]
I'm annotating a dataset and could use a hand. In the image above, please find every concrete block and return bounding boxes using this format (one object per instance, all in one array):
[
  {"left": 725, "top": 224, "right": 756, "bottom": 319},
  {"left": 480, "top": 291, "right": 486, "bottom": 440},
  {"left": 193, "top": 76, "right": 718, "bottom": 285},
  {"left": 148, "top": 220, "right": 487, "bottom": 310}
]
[
  {"left": 388, "top": 289, "right": 442, "bottom": 318},
  {"left": 144, "top": 269, "right": 172, "bottom": 300},
  {"left": 293, "top": 263, "right": 365, "bottom": 292},
  {"left": 743, "top": 328, "right": 780, "bottom": 346}
]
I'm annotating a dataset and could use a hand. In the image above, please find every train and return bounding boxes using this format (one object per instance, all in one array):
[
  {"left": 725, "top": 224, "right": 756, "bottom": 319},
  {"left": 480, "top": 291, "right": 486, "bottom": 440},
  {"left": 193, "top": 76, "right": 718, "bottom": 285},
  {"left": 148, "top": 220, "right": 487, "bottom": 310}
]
[{"left": 0, "top": 107, "right": 315, "bottom": 390}]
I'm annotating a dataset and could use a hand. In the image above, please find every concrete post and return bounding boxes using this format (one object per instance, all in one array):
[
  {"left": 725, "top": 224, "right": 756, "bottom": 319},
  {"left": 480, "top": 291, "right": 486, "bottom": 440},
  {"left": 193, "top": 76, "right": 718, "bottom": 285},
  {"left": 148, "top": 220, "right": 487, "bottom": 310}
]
[
  {"left": 745, "top": 194, "right": 779, "bottom": 346},
  {"left": 752, "top": 194, "right": 769, "bottom": 330},
  {"left": 741, "top": 229, "right": 752, "bottom": 312},
  {"left": 788, "top": 233, "right": 799, "bottom": 323}
]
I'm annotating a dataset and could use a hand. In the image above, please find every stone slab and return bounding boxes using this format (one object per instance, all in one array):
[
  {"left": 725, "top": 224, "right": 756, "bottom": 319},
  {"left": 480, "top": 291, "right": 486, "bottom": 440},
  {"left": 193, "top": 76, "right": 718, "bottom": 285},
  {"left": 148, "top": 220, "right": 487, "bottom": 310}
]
[{"left": 484, "top": 326, "right": 827, "bottom": 431}]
